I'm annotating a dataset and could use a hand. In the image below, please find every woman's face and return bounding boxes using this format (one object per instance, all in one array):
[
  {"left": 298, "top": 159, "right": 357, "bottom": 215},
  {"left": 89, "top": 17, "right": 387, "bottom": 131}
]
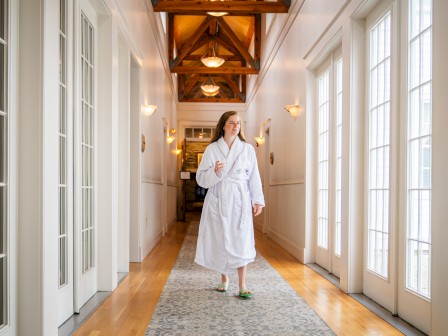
[{"left": 223, "top": 114, "right": 240, "bottom": 137}]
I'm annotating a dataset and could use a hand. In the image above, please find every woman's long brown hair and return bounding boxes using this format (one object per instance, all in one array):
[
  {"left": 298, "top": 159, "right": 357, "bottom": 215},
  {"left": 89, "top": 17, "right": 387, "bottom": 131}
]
[{"left": 210, "top": 111, "right": 247, "bottom": 143}]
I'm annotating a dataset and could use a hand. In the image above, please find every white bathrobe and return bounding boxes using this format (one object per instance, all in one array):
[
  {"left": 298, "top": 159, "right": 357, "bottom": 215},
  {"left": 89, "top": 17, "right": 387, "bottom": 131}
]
[{"left": 194, "top": 136, "right": 265, "bottom": 275}]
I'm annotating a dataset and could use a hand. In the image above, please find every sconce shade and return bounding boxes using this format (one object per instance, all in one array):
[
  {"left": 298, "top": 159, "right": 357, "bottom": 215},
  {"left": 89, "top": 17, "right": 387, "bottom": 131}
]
[
  {"left": 143, "top": 104, "right": 158, "bottom": 116},
  {"left": 254, "top": 136, "right": 265, "bottom": 145},
  {"left": 173, "top": 149, "right": 182, "bottom": 155},
  {"left": 284, "top": 104, "right": 303, "bottom": 117},
  {"left": 166, "top": 136, "right": 175, "bottom": 144}
]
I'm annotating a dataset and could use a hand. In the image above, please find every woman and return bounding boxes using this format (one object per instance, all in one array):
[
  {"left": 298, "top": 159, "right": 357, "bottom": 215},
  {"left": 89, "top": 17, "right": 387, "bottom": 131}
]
[{"left": 194, "top": 111, "right": 265, "bottom": 298}]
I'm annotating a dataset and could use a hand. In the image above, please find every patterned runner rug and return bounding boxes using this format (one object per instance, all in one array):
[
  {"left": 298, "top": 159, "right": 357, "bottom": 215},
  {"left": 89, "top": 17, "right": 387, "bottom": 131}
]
[{"left": 145, "top": 222, "right": 335, "bottom": 335}]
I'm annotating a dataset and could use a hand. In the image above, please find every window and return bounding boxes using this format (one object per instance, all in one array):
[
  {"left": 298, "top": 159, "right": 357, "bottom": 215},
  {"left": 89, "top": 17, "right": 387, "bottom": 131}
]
[
  {"left": 59, "top": 0, "right": 68, "bottom": 288},
  {"left": 406, "top": 0, "right": 432, "bottom": 298},
  {"left": 317, "top": 70, "right": 330, "bottom": 249},
  {"left": 367, "top": 12, "right": 391, "bottom": 278},
  {"left": 185, "top": 127, "right": 215, "bottom": 140},
  {"left": 81, "top": 13, "right": 94, "bottom": 273},
  {"left": 335, "top": 58, "right": 343, "bottom": 256},
  {"left": 0, "top": 0, "right": 7, "bottom": 327}
]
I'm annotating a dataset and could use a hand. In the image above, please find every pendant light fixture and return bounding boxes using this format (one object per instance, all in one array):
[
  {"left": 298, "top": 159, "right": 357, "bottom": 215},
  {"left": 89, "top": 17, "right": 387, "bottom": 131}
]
[
  {"left": 201, "top": 76, "right": 220, "bottom": 97},
  {"left": 207, "top": 0, "right": 228, "bottom": 17},
  {"left": 201, "top": 41, "right": 225, "bottom": 68}
]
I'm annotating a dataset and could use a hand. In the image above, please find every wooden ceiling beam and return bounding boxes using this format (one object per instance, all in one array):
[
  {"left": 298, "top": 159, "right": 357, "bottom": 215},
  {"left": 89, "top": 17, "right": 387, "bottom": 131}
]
[
  {"left": 171, "top": 66, "right": 258, "bottom": 75},
  {"left": 169, "top": 17, "right": 211, "bottom": 69},
  {"left": 182, "top": 54, "right": 242, "bottom": 62},
  {"left": 151, "top": 0, "right": 290, "bottom": 14},
  {"left": 179, "top": 97, "right": 244, "bottom": 103},
  {"left": 222, "top": 74, "right": 243, "bottom": 99},
  {"left": 218, "top": 18, "right": 259, "bottom": 70},
  {"left": 183, "top": 74, "right": 201, "bottom": 97}
]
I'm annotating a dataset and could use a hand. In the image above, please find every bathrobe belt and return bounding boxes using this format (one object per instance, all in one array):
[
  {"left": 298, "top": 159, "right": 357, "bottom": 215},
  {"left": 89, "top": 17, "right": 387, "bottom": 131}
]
[{"left": 220, "top": 178, "right": 249, "bottom": 230}]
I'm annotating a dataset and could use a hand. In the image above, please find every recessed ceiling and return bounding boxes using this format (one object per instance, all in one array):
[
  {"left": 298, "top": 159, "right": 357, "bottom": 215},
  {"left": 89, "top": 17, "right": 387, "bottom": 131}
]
[{"left": 151, "top": 0, "right": 291, "bottom": 103}]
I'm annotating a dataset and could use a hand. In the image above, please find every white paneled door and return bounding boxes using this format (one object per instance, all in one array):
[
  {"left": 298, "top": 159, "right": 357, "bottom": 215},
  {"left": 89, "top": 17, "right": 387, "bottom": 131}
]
[
  {"left": 315, "top": 50, "right": 343, "bottom": 278},
  {"left": 397, "top": 0, "right": 432, "bottom": 333},
  {"left": 74, "top": 0, "right": 98, "bottom": 313},
  {"left": 363, "top": 1, "right": 396, "bottom": 313},
  {"left": 57, "top": 0, "right": 75, "bottom": 326}
]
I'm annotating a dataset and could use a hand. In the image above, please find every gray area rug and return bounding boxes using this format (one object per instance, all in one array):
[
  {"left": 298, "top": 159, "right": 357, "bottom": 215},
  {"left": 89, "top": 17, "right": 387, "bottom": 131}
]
[{"left": 145, "top": 222, "right": 335, "bottom": 335}]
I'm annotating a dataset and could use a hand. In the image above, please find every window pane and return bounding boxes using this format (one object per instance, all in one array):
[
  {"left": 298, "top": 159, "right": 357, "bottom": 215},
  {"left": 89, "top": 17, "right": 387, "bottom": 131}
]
[
  {"left": 185, "top": 128, "right": 192, "bottom": 138},
  {"left": 0, "top": 187, "right": 3, "bottom": 253},
  {"left": 317, "top": 70, "right": 329, "bottom": 249},
  {"left": 193, "top": 128, "right": 202, "bottom": 138},
  {"left": 0, "top": 115, "right": 4, "bottom": 183},
  {"left": 406, "top": 0, "right": 432, "bottom": 299},
  {"left": 367, "top": 12, "right": 391, "bottom": 278},
  {"left": 0, "top": 44, "right": 4, "bottom": 112},
  {"left": 0, "top": 257, "right": 4, "bottom": 325},
  {"left": 419, "top": 242, "right": 430, "bottom": 296},
  {"left": 0, "top": 0, "right": 4, "bottom": 41}
]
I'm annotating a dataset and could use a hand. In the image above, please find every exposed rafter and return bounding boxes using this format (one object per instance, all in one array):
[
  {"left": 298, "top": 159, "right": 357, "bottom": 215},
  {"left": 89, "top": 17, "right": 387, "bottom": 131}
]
[{"left": 156, "top": 0, "right": 291, "bottom": 103}]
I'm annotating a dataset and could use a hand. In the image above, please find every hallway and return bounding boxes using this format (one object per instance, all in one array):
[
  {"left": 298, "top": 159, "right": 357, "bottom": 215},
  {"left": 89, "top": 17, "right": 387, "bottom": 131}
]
[
  {"left": 5, "top": 0, "right": 448, "bottom": 335},
  {"left": 72, "top": 215, "right": 405, "bottom": 335}
]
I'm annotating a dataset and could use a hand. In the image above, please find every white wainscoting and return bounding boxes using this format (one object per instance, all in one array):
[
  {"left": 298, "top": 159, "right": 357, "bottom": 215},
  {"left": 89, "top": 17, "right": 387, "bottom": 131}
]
[
  {"left": 141, "top": 182, "right": 164, "bottom": 259},
  {"left": 267, "top": 182, "right": 306, "bottom": 263}
]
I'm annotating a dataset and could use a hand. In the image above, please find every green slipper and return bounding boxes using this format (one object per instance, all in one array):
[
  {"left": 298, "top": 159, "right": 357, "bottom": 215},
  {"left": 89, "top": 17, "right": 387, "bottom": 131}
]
[
  {"left": 239, "top": 288, "right": 254, "bottom": 298},
  {"left": 215, "top": 281, "right": 229, "bottom": 292}
]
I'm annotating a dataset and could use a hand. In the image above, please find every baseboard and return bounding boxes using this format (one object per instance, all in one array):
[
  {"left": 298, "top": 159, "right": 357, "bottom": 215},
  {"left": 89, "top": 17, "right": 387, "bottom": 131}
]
[
  {"left": 267, "top": 229, "right": 304, "bottom": 263},
  {"left": 142, "top": 230, "right": 163, "bottom": 260},
  {"left": 167, "top": 217, "right": 177, "bottom": 230}
]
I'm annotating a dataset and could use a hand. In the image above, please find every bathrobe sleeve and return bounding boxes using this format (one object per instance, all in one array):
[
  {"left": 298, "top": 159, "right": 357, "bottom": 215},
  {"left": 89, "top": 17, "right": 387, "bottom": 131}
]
[
  {"left": 248, "top": 144, "right": 265, "bottom": 207},
  {"left": 196, "top": 144, "right": 222, "bottom": 189}
]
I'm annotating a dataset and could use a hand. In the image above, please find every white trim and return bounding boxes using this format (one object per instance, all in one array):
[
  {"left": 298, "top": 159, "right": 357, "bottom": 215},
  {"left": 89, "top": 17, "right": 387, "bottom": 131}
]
[
  {"left": 142, "top": 179, "right": 163, "bottom": 185},
  {"left": 269, "top": 179, "right": 304, "bottom": 186},
  {"left": 142, "top": 230, "right": 163, "bottom": 259}
]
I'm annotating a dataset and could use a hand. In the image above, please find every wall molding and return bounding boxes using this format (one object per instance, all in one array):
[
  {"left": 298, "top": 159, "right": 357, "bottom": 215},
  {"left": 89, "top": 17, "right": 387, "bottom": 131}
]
[
  {"left": 270, "top": 179, "right": 304, "bottom": 186},
  {"left": 142, "top": 179, "right": 163, "bottom": 185},
  {"left": 245, "top": 0, "right": 305, "bottom": 108},
  {"left": 303, "top": 0, "right": 352, "bottom": 60}
]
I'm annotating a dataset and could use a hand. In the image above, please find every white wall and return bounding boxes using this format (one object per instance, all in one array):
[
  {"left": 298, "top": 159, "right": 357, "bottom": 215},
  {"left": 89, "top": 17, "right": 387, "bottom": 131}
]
[{"left": 115, "top": 0, "right": 178, "bottom": 259}]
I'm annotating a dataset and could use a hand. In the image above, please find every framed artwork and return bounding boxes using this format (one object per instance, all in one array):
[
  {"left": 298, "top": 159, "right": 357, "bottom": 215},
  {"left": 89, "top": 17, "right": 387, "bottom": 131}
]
[{"left": 197, "top": 153, "right": 204, "bottom": 166}]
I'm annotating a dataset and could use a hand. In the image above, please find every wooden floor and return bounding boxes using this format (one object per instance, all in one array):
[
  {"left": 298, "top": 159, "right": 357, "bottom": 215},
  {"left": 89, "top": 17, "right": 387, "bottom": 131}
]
[{"left": 74, "top": 217, "right": 403, "bottom": 336}]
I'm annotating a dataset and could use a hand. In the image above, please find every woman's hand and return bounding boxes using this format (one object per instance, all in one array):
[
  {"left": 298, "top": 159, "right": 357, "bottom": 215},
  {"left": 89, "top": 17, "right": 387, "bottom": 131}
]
[
  {"left": 253, "top": 204, "right": 263, "bottom": 216},
  {"left": 214, "top": 160, "right": 225, "bottom": 174}
]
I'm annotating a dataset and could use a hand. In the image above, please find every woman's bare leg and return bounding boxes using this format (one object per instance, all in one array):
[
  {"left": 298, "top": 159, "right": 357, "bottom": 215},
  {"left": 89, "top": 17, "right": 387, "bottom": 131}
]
[
  {"left": 237, "top": 266, "right": 247, "bottom": 290},
  {"left": 221, "top": 274, "right": 228, "bottom": 283}
]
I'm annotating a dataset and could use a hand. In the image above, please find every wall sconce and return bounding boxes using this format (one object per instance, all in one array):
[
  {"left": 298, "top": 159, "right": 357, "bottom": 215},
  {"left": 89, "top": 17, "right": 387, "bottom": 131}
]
[
  {"left": 166, "top": 128, "right": 177, "bottom": 144},
  {"left": 142, "top": 105, "right": 158, "bottom": 116},
  {"left": 141, "top": 134, "right": 146, "bottom": 153},
  {"left": 172, "top": 148, "right": 182, "bottom": 155},
  {"left": 284, "top": 104, "right": 304, "bottom": 118},
  {"left": 254, "top": 136, "right": 265, "bottom": 145}
]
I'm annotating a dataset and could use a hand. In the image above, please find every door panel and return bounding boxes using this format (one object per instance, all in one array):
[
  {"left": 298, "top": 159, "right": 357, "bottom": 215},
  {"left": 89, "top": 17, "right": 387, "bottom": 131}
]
[
  {"left": 57, "top": 0, "right": 74, "bottom": 325},
  {"left": 74, "top": 0, "right": 98, "bottom": 311}
]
